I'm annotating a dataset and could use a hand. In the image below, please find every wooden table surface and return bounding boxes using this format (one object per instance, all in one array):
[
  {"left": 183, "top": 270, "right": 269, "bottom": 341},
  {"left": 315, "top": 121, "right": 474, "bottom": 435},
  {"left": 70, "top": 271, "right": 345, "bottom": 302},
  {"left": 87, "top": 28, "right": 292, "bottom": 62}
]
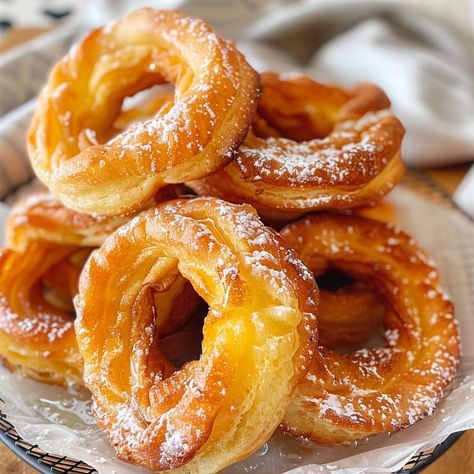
[{"left": 0, "top": 28, "right": 473, "bottom": 474}]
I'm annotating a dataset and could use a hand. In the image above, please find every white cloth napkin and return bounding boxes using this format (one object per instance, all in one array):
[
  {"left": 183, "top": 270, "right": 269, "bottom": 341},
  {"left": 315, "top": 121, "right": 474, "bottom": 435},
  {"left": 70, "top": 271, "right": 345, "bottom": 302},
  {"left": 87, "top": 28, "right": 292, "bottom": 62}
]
[
  {"left": 236, "top": 0, "right": 474, "bottom": 216},
  {"left": 238, "top": 0, "right": 474, "bottom": 168}
]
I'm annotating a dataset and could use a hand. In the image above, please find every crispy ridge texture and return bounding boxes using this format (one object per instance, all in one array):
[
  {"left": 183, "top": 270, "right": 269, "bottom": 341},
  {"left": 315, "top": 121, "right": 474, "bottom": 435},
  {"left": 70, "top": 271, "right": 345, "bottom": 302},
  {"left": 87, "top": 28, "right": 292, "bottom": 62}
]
[
  {"left": 280, "top": 214, "right": 461, "bottom": 444},
  {"left": 0, "top": 193, "right": 124, "bottom": 386},
  {"left": 0, "top": 193, "right": 199, "bottom": 387},
  {"left": 75, "top": 197, "right": 318, "bottom": 472},
  {"left": 28, "top": 8, "right": 260, "bottom": 216},
  {"left": 188, "top": 72, "right": 405, "bottom": 222},
  {"left": 0, "top": 246, "right": 82, "bottom": 386}
]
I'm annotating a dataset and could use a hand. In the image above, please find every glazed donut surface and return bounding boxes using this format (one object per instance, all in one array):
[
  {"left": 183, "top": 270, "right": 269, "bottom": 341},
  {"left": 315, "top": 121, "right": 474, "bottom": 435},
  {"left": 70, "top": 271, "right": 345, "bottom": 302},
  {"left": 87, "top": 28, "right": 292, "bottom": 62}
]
[
  {"left": 75, "top": 197, "right": 318, "bottom": 472},
  {"left": 0, "top": 193, "right": 199, "bottom": 386},
  {"left": 280, "top": 214, "right": 460, "bottom": 444},
  {"left": 189, "top": 73, "right": 405, "bottom": 221},
  {"left": 0, "top": 193, "right": 125, "bottom": 386},
  {"left": 28, "top": 8, "right": 260, "bottom": 215}
]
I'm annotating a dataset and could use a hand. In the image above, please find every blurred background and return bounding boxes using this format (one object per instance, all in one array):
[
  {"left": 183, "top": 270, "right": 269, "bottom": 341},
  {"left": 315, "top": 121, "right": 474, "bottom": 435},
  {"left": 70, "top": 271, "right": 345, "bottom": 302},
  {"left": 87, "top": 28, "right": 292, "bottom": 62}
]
[{"left": 1, "top": 0, "right": 473, "bottom": 33}]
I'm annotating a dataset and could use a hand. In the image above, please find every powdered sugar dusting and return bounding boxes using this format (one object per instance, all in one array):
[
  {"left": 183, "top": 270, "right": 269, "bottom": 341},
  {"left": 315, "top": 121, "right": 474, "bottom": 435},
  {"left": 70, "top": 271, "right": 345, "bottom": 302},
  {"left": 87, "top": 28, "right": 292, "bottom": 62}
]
[
  {"left": 237, "top": 110, "right": 401, "bottom": 187},
  {"left": 285, "top": 214, "right": 460, "bottom": 438},
  {"left": 0, "top": 295, "right": 74, "bottom": 343}
]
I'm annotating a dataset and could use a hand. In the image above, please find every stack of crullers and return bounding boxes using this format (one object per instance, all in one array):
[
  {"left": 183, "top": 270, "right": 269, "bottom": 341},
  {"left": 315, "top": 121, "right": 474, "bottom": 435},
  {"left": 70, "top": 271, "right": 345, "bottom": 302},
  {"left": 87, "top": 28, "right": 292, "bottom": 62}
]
[{"left": 0, "top": 8, "right": 461, "bottom": 474}]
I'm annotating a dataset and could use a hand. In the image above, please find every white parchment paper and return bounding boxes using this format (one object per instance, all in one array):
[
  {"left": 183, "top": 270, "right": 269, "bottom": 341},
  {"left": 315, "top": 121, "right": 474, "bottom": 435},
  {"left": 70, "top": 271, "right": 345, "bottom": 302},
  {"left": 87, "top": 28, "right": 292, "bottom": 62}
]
[{"left": 0, "top": 184, "right": 473, "bottom": 474}]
